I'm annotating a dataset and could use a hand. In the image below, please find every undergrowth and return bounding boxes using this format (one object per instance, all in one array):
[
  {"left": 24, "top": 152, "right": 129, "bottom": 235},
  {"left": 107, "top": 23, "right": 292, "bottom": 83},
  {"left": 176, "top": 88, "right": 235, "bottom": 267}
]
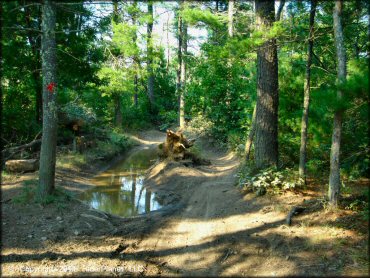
[
  {"left": 236, "top": 163, "right": 304, "bottom": 196},
  {"left": 12, "top": 180, "right": 73, "bottom": 209},
  {"left": 57, "top": 130, "right": 134, "bottom": 170}
]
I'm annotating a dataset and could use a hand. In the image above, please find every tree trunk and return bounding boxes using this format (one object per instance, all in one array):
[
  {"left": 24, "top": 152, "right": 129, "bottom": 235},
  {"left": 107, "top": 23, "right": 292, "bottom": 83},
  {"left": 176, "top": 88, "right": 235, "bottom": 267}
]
[
  {"left": 114, "top": 93, "right": 123, "bottom": 128},
  {"left": 329, "top": 0, "right": 346, "bottom": 206},
  {"left": 132, "top": 0, "right": 139, "bottom": 107},
  {"left": 179, "top": 21, "right": 187, "bottom": 129},
  {"left": 38, "top": 0, "right": 58, "bottom": 198},
  {"left": 246, "top": 1, "right": 284, "bottom": 162},
  {"left": 166, "top": 13, "right": 170, "bottom": 72},
  {"left": 147, "top": 0, "right": 154, "bottom": 106},
  {"left": 176, "top": 6, "right": 182, "bottom": 126},
  {"left": 254, "top": 0, "right": 279, "bottom": 169},
  {"left": 228, "top": 0, "right": 234, "bottom": 37},
  {"left": 276, "top": 0, "right": 285, "bottom": 21},
  {"left": 299, "top": 0, "right": 317, "bottom": 184},
  {"left": 225, "top": 0, "right": 234, "bottom": 110},
  {"left": 245, "top": 104, "right": 256, "bottom": 160},
  {"left": 178, "top": 0, "right": 187, "bottom": 129},
  {"left": 367, "top": 0, "right": 370, "bottom": 60}
]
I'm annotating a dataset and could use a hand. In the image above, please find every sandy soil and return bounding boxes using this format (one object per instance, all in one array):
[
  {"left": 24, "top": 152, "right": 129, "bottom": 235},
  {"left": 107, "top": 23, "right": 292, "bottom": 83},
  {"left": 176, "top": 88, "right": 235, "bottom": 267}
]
[{"left": 1, "top": 130, "right": 369, "bottom": 277}]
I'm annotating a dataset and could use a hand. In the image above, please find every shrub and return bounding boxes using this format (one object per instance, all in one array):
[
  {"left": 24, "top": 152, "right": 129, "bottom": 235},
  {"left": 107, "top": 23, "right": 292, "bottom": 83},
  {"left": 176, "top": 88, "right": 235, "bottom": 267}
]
[
  {"left": 237, "top": 165, "right": 303, "bottom": 195},
  {"left": 60, "top": 102, "right": 97, "bottom": 124},
  {"left": 186, "top": 113, "right": 214, "bottom": 136},
  {"left": 158, "top": 110, "right": 178, "bottom": 131}
]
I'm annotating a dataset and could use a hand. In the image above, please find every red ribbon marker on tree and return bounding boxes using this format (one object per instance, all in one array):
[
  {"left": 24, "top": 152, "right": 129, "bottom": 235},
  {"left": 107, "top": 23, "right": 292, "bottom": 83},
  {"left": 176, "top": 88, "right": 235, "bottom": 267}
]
[{"left": 47, "top": 82, "right": 56, "bottom": 93}]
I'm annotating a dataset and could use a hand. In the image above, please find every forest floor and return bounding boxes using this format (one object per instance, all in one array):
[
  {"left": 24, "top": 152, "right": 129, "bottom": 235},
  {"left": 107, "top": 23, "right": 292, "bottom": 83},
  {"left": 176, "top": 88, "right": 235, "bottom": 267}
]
[{"left": 1, "top": 130, "right": 369, "bottom": 277}]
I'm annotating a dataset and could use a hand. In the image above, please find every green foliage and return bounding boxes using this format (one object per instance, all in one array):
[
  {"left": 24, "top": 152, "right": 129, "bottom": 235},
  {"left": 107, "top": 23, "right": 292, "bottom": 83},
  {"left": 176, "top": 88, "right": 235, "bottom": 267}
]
[
  {"left": 85, "top": 130, "right": 133, "bottom": 162},
  {"left": 12, "top": 180, "right": 72, "bottom": 206},
  {"left": 108, "top": 130, "right": 130, "bottom": 148},
  {"left": 12, "top": 180, "right": 38, "bottom": 204},
  {"left": 237, "top": 165, "right": 303, "bottom": 196},
  {"left": 2, "top": 0, "right": 369, "bottom": 190},
  {"left": 60, "top": 102, "right": 97, "bottom": 124},
  {"left": 36, "top": 187, "right": 73, "bottom": 206},
  {"left": 186, "top": 114, "right": 214, "bottom": 137},
  {"left": 182, "top": 6, "right": 226, "bottom": 28},
  {"left": 158, "top": 110, "right": 178, "bottom": 131}
]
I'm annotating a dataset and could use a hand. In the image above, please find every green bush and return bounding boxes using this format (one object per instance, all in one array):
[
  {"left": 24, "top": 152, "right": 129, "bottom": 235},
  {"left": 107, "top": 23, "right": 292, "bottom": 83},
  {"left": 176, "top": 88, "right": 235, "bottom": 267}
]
[
  {"left": 109, "top": 130, "right": 129, "bottom": 148},
  {"left": 186, "top": 113, "right": 214, "bottom": 136},
  {"left": 237, "top": 165, "right": 303, "bottom": 196},
  {"left": 60, "top": 102, "right": 97, "bottom": 124},
  {"left": 158, "top": 110, "right": 178, "bottom": 131}
]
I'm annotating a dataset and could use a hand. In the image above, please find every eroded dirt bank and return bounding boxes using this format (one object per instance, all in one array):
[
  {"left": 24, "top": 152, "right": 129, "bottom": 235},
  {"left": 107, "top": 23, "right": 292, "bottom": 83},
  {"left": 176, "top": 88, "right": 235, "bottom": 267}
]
[{"left": 1, "top": 131, "right": 368, "bottom": 277}]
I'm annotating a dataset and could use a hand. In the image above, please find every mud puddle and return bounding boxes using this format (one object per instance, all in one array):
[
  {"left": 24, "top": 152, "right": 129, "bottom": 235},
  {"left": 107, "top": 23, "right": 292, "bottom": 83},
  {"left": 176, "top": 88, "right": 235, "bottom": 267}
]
[{"left": 79, "top": 146, "right": 163, "bottom": 217}]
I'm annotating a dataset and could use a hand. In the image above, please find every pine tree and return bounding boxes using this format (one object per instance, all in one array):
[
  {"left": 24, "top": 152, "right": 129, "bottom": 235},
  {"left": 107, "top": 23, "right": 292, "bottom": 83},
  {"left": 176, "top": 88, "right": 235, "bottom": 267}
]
[{"left": 254, "top": 0, "right": 279, "bottom": 169}]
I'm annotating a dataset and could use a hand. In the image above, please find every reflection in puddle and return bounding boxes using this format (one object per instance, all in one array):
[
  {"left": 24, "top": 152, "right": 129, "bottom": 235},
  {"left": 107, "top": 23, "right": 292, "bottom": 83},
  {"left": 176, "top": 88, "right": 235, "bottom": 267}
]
[{"left": 80, "top": 147, "right": 162, "bottom": 217}]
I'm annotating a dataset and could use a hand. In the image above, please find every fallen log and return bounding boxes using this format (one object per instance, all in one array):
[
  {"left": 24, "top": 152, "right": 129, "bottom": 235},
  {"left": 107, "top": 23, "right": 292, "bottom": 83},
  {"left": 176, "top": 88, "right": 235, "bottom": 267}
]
[
  {"left": 2, "top": 139, "right": 41, "bottom": 155},
  {"left": 5, "top": 159, "right": 39, "bottom": 173},
  {"left": 159, "top": 129, "right": 210, "bottom": 165},
  {"left": 2, "top": 139, "right": 41, "bottom": 163},
  {"left": 161, "top": 129, "right": 194, "bottom": 160}
]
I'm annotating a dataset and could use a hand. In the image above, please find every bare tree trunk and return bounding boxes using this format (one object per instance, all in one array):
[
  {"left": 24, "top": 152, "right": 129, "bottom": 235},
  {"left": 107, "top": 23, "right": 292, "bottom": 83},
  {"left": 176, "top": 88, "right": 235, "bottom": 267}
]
[
  {"left": 228, "top": 0, "right": 234, "bottom": 37},
  {"left": 368, "top": 0, "right": 370, "bottom": 60},
  {"left": 132, "top": 0, "right": 139, "bottom": 107},
  {"left": 225, "top": 0, "right": 234, "bottom": 111},
  {"left": 246, "top": 1, "right": 284, "bottom": 162},
  {"left": 276, "top": 0, "right": 285, "bottom": 21},
  {"left": 299, "top": 0, "right": 317, "bottom": 184},
  {"left": 147, "top": 0, "right": 154, "bottom": 106},
  {"left": 145, "top": 189, "right": 151, "bottom": 213},
  {"left": 254, "top": 0, "right": 279, "bottom": 169},
  {"left": 245, "top": 105, "right": 256, "bottom": 160},
  {"left": 178, "top": 0, "right": 187, "bottom": 129},
  {"left": 329, "top": 0, "right": 346, "bottom": 206},
  {"left": 38, "top": 0, "right": 58, "bottom": 198},
  {"left": 114, "top": 93, "right": 123, "bottom": 128},
  {"left": 179, "top": 21, "right": 187, "bottom": 129},
  {"left": 166, "top": 13, "right": 170, "bottom": 72}
]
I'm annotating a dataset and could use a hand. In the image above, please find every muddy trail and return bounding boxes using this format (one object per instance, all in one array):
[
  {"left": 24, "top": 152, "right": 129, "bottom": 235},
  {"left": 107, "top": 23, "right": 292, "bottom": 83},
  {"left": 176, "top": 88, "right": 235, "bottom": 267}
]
[{"left": 1, "top": 130, "right": 368, "bottom": 276}]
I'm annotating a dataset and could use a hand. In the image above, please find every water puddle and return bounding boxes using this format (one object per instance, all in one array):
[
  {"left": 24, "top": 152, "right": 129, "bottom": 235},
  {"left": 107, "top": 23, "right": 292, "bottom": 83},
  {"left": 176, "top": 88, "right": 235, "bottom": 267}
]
[{"left": 79, "top": 147, "right": 162, "bottom": 217}]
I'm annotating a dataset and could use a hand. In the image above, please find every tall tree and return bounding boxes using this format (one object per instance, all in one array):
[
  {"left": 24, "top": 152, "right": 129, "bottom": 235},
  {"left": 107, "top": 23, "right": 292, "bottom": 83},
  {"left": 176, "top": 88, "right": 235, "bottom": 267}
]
[
  {"left": 245, "top": 0, "right": 284, "bottom": 160},
  {"left": 38, "top": 0, "right": 58, "bottom": 198},
  {"left": 177, "top": 0, "right": 187, "bottom": 129},
  {"left": 228, "top": 0, "right": 234, "bottom": 37},
  {"left": 132, "top": 0, "right": 139, "bottom": 106},
  {"left": 254, "top": 0, "right": 279, "bottom": 169},
  {"left": 299, "top": 0, "right": 317, "bottom": 184},
  {"left": 245, "top": 105, "right": 256, "bottom": 160},
  {"left": 147, "top": 0, "right": 154, "bottom": 106},
  {"left": 329, "top": 0, "right": 347, "bottom": 206}
]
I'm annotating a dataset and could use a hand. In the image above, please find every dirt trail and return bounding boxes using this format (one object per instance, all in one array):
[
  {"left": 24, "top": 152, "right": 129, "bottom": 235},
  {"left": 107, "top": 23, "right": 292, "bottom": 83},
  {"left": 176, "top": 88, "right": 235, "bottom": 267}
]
[
  {"left": 1, "top": 130, "right": 368, "bottom": 277},
  {"left": 137, "top": 145, "right": 245, "bottom": 276},
  {"left": 118, "top": 133, "right": 368, "bottom": 276},
  {"left": 123, "top": 138, "right": 291, "bottom": 276}
]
